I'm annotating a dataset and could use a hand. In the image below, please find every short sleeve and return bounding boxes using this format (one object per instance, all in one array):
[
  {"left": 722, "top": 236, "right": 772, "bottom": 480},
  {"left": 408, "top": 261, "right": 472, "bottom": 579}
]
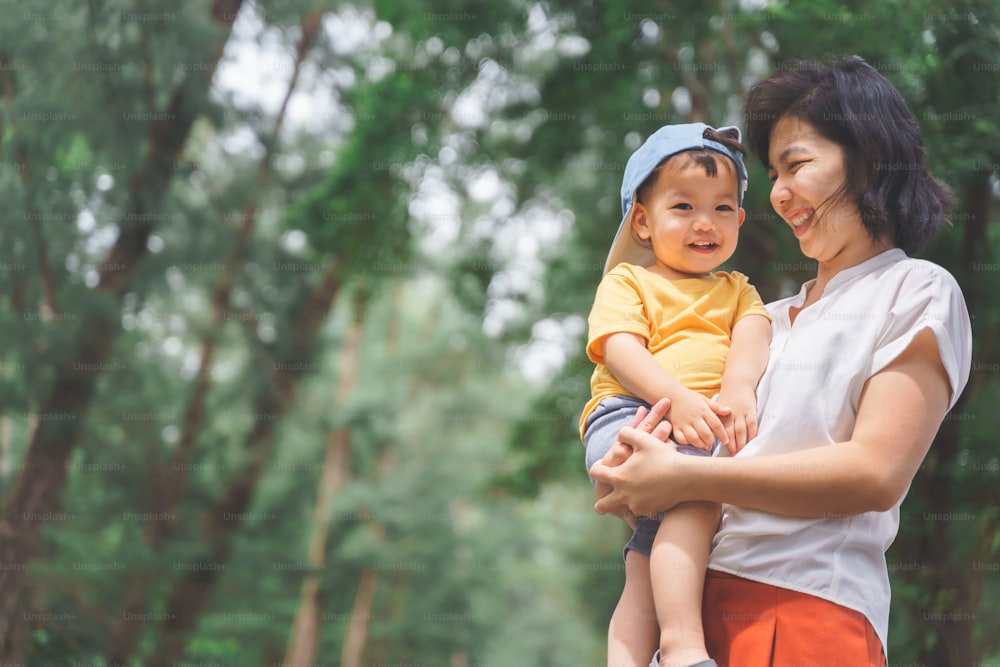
[
  {"left": 870, "top": 263, "right": 972, "bottom": 409},
  {"left": 586, "top": 266, "right": 651, "bottom": 364},
  {"left": 731, "top": 271, "right": 771, "bottom": 324}
]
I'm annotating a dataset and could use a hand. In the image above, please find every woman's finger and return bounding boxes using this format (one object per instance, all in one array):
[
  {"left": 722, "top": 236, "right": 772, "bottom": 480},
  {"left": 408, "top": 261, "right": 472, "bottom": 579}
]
[
  {"left": 600, "top": 439, "right": 633, "bottom": 467},
  {"left": 607, "top": 426, "right": 684, "bottom": 515},
  {"left": 638, "top": 397, "right": 671, "bottom": 432},
  {"left": 628, "top": 406, "right": 650, "bottom": 429},
  {"left": 594, "top": 492, "right": 621, "bottom": 516},
  {"left": 651, "top": 420, "right": 673, "bottom": 441},
  {"left": 591, "top": 464, "right": 624, "bottom": 515}
]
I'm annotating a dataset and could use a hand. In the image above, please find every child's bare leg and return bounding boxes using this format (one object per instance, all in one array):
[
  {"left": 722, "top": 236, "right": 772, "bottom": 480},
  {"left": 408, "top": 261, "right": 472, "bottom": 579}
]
[
  {"left": 649, "top": 502, "right": 720, "bottom": 667},
  {"left": 608, "top": 549, "right": 659, "bottom": 667}
]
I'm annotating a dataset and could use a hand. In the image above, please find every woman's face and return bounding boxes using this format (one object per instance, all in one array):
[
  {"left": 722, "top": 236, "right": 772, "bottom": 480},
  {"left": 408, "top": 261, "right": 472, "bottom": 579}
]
[{"left": 766, "top": 116, "right": 879, "bottom": 267}]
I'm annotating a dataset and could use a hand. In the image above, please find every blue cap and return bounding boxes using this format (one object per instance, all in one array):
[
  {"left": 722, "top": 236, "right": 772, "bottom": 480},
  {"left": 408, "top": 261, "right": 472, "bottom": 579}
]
[{"left": 604, "top": 122, "right": 748, "bottom": 274}]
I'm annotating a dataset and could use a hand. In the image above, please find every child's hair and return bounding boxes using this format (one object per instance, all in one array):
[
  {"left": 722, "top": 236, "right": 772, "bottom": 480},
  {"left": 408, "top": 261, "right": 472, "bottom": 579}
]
[
  {"left": 743, "top": 56, "right": 952, "bottom": 254},
  {"left": 634, "top": 127, "right": 746, "bottom": 207}
]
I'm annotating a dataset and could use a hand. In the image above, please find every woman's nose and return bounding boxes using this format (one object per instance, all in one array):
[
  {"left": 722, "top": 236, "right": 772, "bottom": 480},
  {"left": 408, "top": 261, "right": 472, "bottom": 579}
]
[{"left": 770, "top": 178, "right": 790, "bottom": 209}]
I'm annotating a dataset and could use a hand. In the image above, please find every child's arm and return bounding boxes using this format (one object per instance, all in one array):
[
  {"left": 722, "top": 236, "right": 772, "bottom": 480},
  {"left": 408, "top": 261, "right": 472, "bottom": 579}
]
[
  {"left": 717, "top": 314, "right": 771, "bottom": 454},
  {"left": 602, "top": 332, "right": 730, "bottom": 451}
]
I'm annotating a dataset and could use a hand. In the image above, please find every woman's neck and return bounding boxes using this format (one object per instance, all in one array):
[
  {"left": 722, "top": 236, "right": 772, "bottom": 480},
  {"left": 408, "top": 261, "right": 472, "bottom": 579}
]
[{"left": 799, "top": 239, "right": 896, "bottom": 312}]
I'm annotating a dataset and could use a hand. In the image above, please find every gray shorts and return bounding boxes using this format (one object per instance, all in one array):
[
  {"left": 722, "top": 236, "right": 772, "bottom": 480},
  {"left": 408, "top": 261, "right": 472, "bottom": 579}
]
[{"left": 583, "top": 395, "right": 715, "bottom": 557}]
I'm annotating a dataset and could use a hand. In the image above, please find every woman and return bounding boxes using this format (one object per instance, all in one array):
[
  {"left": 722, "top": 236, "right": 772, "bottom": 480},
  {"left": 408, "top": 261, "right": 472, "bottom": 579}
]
[{"left": 590, "top": 56, "right": 973, "bottom": 667}]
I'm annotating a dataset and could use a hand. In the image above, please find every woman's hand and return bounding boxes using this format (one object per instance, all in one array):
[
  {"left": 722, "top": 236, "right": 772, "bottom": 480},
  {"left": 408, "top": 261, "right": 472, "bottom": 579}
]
[
  {"left": 592, "top": 398, "right": 674, "bottom": 527},
  {"left": 591, "top": 397, "right": 687, "bottom": 518}
]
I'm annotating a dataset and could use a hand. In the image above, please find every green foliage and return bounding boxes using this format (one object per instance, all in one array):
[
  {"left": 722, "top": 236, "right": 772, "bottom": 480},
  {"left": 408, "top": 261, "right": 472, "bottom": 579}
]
[{"left": 1, "top": 0, "right": 998, "bottom": 664}]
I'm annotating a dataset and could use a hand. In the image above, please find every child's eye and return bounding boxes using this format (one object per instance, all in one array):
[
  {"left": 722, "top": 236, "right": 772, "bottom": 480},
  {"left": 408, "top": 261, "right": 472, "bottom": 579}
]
[
  {"left": 672, "top": 203, "right": 693, "bottom": 210},
  {"left": 716, "top": 204, "right": 734, "bottom": 212}
]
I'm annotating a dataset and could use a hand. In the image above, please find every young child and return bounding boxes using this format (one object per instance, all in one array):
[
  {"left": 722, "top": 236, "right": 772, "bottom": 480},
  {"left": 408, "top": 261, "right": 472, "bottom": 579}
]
[{"left": 580, "top": 123, "right": 771, "bottom": 667}]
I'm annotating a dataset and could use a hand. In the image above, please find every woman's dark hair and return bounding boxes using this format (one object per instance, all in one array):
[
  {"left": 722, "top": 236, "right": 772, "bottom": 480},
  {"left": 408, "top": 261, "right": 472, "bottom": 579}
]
[{"left": 743, "top": 56, "right": 952, "bottom": 254}]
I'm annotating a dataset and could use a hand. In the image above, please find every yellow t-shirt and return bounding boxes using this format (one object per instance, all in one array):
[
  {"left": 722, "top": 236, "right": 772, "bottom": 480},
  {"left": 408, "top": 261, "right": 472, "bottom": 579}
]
[{"left": 580, "top": 263, "right": 770, "bottom": 440}]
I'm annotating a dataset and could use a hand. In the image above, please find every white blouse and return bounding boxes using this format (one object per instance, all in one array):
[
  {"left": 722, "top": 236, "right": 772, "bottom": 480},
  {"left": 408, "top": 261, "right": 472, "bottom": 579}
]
[{"left": 708, "top": 248, "right": 973, "bottom": 655}]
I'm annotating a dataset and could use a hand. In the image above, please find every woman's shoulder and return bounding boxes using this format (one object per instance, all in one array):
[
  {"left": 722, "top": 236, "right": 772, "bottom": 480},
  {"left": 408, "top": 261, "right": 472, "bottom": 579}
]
[{"left": 879, "top": 255, "right": 964, "bottom": 296}]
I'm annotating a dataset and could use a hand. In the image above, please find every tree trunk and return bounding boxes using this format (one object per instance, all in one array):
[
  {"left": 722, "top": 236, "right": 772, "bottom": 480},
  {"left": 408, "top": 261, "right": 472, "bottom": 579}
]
[
  {"left": 146, "top": 269, "right": 342, "bottom": 667},
  {"left": 283, "top": 302, "right": 364, "bottom": 665},
  {"left": 1, "top": 585, "right": 32, "bottom": 666},
  {"left": 924, "top": 413, "right": 975, "bottom": 666},
  {"left": 341, "top": 568, "right": 379, "bottom": 667},
  {"left": 0, "top": 411, "right": 12, "bottom": 484},
  {"left": 906, "top": 172, "right": 993, "bottom": 665},
  {"left": 103, "top": 9, "right": 319, "bottom": 661},
  {"left": 0, "top": 11, "right": 240, "bottom": 646}
]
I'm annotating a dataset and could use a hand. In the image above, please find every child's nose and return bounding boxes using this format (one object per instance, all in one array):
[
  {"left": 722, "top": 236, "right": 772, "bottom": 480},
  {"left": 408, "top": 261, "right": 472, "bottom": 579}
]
[{"left": 692, "top": 214, "right": 715, "bottom": 231}]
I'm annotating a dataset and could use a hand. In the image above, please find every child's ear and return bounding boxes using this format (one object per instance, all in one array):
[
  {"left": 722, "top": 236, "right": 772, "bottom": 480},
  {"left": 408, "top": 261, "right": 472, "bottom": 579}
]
[
  {"left": 737, "top": 208, "right": 746, "bottom": 228},
  {"left": 631, "top": 203, "right": 650, "bottom": 239}
]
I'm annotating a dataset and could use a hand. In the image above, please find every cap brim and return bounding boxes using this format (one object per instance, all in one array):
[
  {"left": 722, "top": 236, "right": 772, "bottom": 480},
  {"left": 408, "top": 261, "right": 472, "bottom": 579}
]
[{"left": 604, "top": 208, "right": 654, "bottom": 275}]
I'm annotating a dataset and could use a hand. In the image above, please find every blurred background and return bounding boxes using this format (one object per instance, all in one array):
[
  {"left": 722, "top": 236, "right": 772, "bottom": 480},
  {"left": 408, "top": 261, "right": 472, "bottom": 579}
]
[{"left": 0, "top": 0, "right": 997, "bottom": 664}]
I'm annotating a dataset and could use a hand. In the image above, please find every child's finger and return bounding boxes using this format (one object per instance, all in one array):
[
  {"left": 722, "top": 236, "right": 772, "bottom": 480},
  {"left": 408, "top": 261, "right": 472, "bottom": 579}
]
[
  {"left": 708, "top": 414, "right": 729, "bottom": 447},
  {"left": 725, "top": 422, "right": 739, "bottom": 456}
]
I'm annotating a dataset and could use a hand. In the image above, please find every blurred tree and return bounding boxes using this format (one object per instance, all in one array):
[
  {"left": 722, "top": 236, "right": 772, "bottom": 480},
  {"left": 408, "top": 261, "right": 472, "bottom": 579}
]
[
  {"left": 0, "top": 0, "right": 245, "bottom": 649},
  {"left": 0, "top": 0, "right": 997, "bottom": 664}
]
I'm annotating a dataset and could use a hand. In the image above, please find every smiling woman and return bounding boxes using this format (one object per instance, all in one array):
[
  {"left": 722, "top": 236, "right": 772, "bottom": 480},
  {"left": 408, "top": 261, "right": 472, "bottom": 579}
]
[
  {"left": 745, "top": 57, "right": 953, "bottom": 259},
  {"left": 764, "top": 116, "right": 896, "bottom": 317}
]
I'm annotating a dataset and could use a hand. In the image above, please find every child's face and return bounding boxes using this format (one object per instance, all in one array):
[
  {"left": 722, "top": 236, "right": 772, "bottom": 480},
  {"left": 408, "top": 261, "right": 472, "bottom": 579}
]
[{"left": 631, "top": 156, "right": 745, "bottom": 280}]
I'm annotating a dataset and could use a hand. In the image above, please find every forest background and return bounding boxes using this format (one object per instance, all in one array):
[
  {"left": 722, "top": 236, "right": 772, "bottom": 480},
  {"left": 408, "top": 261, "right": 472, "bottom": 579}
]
[{"left": 0, "top": 0, "right": 998, "bottom": 665}]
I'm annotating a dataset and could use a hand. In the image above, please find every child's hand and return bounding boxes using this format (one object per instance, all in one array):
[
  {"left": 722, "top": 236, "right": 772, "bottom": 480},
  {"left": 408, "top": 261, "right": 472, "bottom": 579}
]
[
  {"left": 716, "top": 386, "right": 758, "bottom": 455},
  {"left": 668, "top": 388, "right": 730, "bottom": 451}
]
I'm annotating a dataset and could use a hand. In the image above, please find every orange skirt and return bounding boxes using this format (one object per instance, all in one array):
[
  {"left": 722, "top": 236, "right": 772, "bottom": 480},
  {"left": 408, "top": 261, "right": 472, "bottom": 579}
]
[{"left": 702, "top": 570, "right": 886, "bottom": 667}]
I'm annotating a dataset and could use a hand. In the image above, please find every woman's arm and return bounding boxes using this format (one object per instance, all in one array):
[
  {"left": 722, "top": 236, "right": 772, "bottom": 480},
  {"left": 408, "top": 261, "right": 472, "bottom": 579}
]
[{"left": 591, "top": 328, "right": 951, "bottom": 519}]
